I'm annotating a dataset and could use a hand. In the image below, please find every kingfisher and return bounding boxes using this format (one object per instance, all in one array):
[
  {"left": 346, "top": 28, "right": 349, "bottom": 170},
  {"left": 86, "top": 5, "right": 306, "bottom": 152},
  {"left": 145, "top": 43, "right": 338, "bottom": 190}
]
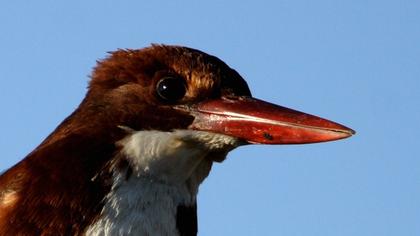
[{"left": 0, "top": 45, "right": 354, "bottom": 236}]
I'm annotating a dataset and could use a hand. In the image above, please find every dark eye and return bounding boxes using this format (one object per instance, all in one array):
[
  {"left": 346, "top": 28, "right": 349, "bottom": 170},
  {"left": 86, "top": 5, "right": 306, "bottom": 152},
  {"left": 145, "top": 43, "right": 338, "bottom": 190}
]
[{"left": 156, "top": 77, "right": 187, "bottom": 102}]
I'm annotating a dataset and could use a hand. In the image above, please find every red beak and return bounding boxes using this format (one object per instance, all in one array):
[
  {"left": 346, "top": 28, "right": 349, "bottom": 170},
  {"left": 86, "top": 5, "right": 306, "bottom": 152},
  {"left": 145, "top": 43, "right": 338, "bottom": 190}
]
[{"left": 182, "top": 96, "right": 355, "bottom": 144}]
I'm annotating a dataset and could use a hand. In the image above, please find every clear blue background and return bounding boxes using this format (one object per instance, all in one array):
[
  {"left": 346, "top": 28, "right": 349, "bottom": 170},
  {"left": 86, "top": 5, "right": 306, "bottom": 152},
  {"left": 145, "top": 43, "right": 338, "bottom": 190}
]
[{"left": 1, "top": 1, "right": 419, "bottom": 235}]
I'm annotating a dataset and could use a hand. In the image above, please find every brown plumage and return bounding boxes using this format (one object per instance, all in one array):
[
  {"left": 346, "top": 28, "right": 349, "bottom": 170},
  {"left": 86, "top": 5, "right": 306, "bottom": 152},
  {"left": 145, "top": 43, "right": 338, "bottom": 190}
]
[
  {"left": 0, "top": 44, "right": 354, "bottom": 236},
  {"left": 0, "top": 45, "right": 251, "bottom": 235}
]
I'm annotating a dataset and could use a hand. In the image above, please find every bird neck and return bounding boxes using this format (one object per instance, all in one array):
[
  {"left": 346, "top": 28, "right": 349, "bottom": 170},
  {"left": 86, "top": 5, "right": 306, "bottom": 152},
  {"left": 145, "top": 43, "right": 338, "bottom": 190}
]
[
  {"left": 86, "top": 129, "right": 239, "bottom": 236},
  {"left": 0, "top": 124, "right": 238, "bottom": 235}
]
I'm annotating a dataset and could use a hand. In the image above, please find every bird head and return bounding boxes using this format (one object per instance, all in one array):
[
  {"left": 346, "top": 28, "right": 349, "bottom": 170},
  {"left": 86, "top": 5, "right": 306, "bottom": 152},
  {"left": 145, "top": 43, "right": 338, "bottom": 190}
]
[{"left": 67, "top": 44, "right": 353, "bottom": 150}]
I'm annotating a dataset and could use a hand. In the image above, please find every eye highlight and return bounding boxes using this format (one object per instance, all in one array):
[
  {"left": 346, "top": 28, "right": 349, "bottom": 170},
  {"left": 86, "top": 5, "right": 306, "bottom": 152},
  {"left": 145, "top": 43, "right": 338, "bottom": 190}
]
[{"left": 156, "top": 77, "right": 187, "bottom": 102}]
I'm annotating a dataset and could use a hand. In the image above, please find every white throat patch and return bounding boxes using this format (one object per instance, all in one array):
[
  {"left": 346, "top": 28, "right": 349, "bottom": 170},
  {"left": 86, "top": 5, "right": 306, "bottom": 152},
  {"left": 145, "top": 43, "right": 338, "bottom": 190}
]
[{"left": 85, "top": 130, "right": 240, "bottom": 236}]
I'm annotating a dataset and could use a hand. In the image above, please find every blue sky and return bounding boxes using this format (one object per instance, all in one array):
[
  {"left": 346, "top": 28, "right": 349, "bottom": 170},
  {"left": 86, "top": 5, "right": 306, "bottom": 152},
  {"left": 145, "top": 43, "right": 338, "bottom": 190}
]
[{"left": 1, "top": 1, "right": 419, "bottom": 235}]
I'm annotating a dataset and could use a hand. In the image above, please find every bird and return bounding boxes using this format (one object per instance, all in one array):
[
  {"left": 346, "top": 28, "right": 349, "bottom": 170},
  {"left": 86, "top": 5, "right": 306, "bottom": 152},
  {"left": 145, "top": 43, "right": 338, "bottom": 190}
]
[{"left": 0, "top": 44, "right": 354, "bottom": 236}]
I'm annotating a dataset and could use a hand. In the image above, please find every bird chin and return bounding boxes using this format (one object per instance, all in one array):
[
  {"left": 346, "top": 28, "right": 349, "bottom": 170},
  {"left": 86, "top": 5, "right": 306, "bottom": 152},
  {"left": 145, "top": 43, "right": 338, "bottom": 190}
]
[
  {"left": 116, "top": 129, "right": 242, "bottom": 184},
  {"left": 172, "top": 130, "right": 248, "bottom": 163},
  {"left": 172, "top": 129, "right": 243, "bottom": 163},
  {"left": 172, "top": 129, "right": 243, "bottom": 147}
]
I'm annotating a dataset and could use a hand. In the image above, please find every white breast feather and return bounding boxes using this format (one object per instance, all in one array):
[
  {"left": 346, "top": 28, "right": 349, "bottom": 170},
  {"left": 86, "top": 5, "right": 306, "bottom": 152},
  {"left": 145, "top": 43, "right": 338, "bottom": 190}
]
[{"left": 85, "top": 130, "right": 240, "bottom": 236}]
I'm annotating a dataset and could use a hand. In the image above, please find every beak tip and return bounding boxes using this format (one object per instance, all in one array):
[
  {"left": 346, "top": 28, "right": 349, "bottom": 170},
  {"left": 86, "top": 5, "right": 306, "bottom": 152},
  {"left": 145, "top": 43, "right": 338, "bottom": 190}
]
[
  {"left": 346, "top": 128, "right": 356, "bottom": 138},
  {"left": 322, "top": 124, "right": 355, "bottom": 142},
  {"left": 326, "top": 127, "right": 355, "bottom": 143},
  {"left": 338, "top": 125, "right": 356, "bottom": 137}
]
